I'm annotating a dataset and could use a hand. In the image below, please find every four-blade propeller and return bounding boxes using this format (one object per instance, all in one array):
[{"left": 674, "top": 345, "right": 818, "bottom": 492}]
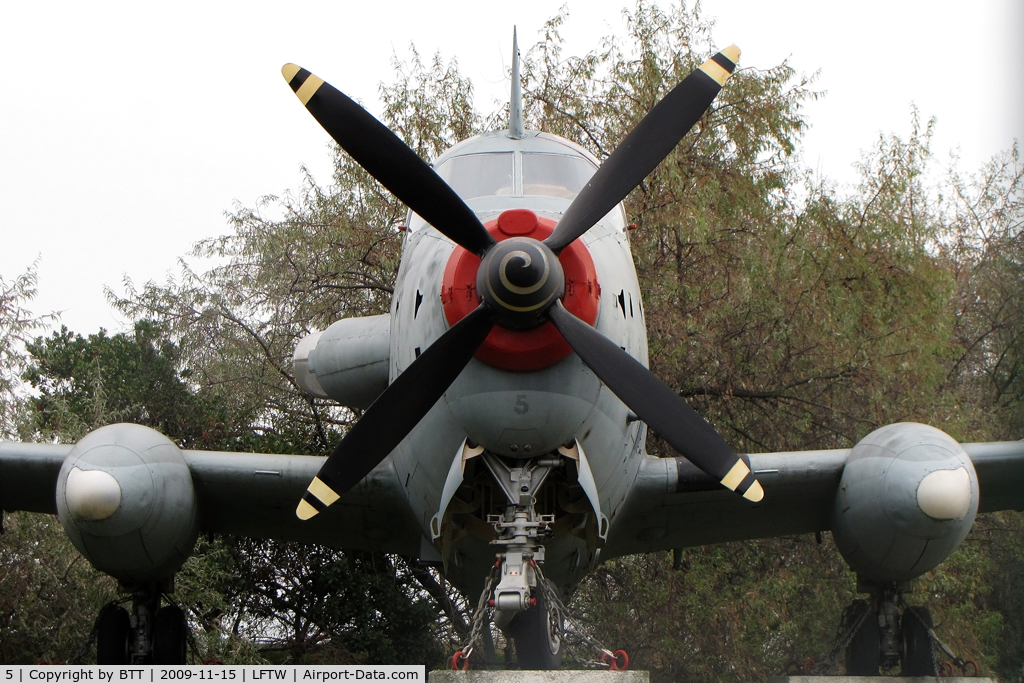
[{"left": 283, "top": 43, "right": 763, "bottom": 522}]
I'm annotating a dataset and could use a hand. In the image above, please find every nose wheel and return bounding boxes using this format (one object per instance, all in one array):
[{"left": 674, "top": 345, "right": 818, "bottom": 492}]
[
  {"left": 507, "top": 576, "right": 563, "bottom": 670},
  {"left": 450, "top": 453, "right": 628, "bottom": 671},
  {"left": 451, "top": 454, "right": 564, "bottom": 670}
]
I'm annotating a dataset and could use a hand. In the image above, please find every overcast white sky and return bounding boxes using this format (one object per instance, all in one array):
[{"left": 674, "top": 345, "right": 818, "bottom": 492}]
[{"left": 2, "top": 1, "right": 1021, "bottom": 335}]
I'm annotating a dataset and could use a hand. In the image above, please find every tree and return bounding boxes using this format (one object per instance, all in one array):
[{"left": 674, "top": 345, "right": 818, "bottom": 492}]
[
  {"left": 516, "top": 5, "right": 1021, "bottom": 678},
  {"left": 0, "top": 264, "right": 54, "bottom": 439},
  {"left": 941, "top": 144, "right": 1024, "bottom": 440},
  {"left": 14, "top": 316, "right": 453, "bottom": 666},
  {"left": 5, "top": 1, "right": 1020, "bottom": 675},
  {"left": 98, "top": 48, "right": 484, "bottom": 668},
  {"left": 0, "top": 510, "right": 120, "bottom": 664},
  {"left": 23, "top": 321, "right": 247, "bottom": 449},
  {"left": 0, "top": 265, "right": 106, "bottom": 664},
  {"left": 198, "top": 541, "right": 442, "bottom": 665},
  {"left": 937, "top": 144, "right": 1024, "bottom": 681},
  {"left": 6, "top": 320, "right": 260, "bottom": 664}
]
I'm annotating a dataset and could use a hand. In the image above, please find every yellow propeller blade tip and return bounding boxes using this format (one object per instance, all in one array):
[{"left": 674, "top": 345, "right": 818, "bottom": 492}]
[
  {"left": 742, "top": 480, "right": 764, "bottom": 503},
  {"left": 308, "top": 477, "right": 340, "bottom": 506},
  {"left": 699, "top": 46, "right": 741, "bottom": 87},
  {"left": 721, "top": 45, "right": 741, "bottom": 65},
  {"left": 296, "top": 498, "right": 319, "bottom": 520},
  {"left": 282, "top": 63, "right": 301, "bottom": 82},
  {"left": 720, "top": 459, "right": 750, "bottom": 491}
]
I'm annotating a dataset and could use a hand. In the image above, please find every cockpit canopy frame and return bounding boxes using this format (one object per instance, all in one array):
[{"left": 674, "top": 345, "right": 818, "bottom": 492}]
[{"left": 405, "top": 130, "right": 627, "bottom": 233}]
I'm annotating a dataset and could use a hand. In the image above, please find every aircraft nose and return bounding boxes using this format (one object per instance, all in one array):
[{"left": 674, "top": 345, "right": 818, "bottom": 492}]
[{"left": 64, "top": 466, "right": 122, "bottom": 521}]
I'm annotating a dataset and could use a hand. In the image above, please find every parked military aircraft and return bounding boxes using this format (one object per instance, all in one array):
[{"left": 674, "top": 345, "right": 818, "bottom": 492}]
[{"left": 1, "top": 30, "right": 1022, "bottom": 671}]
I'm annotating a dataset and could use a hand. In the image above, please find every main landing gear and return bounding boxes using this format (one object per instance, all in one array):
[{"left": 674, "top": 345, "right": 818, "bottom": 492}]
[
  {"left": 840, "top": 581, "right": 936, "bottom": 676},
  {"left": 96, "top": 579, "right": 188, "bottom": 664}
]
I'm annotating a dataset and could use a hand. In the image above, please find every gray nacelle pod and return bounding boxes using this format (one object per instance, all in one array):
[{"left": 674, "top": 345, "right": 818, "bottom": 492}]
[
  {"left": 56, "top": 423, "right": 200, "bottom": 583},
  {"left": 832, "top": 423, "right": 979, "bottom": 583},
  {"left": 293, "top": 314, "right": 390, "bottom": 410}
]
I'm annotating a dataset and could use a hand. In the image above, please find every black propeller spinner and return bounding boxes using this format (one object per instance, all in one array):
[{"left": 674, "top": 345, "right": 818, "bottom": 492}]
[
  {"left": 477, "top": 237, "right": 565, "bottom": 331},
  {"left": 284, "top": 44, "right": 763, "bottom": 522}
]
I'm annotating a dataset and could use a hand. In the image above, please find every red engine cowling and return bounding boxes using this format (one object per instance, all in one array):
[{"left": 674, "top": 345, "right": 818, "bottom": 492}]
[{"left": 441, "top": 208, "right": 600, "bottom": 372}]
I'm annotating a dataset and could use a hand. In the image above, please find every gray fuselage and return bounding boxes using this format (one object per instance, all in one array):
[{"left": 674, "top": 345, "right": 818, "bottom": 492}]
[{"left": 387, "top": 130, "right": 649, "bottom": 593}]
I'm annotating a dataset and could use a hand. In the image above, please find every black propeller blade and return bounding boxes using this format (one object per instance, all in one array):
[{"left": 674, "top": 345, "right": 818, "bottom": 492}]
[
  {"left": 281, "top": 64, "right": 496, "bottom": 257},
  {"left": 544, "top": 46, "right": 740, "bottom": 253},
  {"left": 296, "top": 306, "right": 497, "bottom": 520},
  {"left": 548, "top": 301, "right": 763, "bottom": 501}
]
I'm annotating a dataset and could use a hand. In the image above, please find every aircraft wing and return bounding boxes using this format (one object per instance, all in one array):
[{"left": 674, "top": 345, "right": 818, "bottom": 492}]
[
  {"left": 0, "top": 441, "right": 426, "bottom": 557},
  {"left": 602, "top": 440, "right": 1024, "bottom": 560}
]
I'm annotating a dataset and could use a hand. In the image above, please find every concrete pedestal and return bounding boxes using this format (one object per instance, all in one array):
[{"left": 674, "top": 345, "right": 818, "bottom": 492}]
[
  {"left": 432, "top": 674, "right": 991, "bottom": 683},
  {"left": 429, "top": 672, "right": 649, "bottom": 683},
  {"left": 769, "top": 678, "right": 994, "bottom": 683}
]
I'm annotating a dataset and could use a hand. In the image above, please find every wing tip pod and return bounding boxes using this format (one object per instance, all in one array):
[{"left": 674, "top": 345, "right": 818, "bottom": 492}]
[{"left": 699, "top": 44, "right": 741, "bottom": 86}]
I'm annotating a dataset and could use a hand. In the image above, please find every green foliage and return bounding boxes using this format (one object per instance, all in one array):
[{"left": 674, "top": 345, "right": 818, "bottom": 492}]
[
  {"left": 11, "top": 316, "right": 450, "bottom": 664},
  {"left": 628, "top": 71, "right": 955, "bottom": 452},
  {"left": 167, "top": 537, "right": 447, "bottom": 666},
  {"left": 380, "top": 46, "right": 482, "bottom": 162},
  {"left": 570, "top": 538, "right": 856, "bottom": 680},
  {"left": 940, "top": 143, "right": 1024, "bottom": 440},
  {"left": 0, "top": 512, "right": 119, "bottom": 664},
  {"left": 969, "top": 512, "right": 1024, "bottom": 681},
  {"left": 0, "top": 263, "right": 55, "bottom": 440},
  {"left": 196, "top": 541, "right": 444, "bottom": 666},
  {"left": 22, "top": 321, "right": 244, "bottom": 448}
]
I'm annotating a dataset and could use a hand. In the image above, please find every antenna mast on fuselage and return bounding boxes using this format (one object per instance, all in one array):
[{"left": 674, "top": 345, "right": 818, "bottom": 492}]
[{"left": 508, "top": 27, "right": 524, "bottom": 139}]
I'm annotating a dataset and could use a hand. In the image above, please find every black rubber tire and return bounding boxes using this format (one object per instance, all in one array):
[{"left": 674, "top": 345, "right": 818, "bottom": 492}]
[
  {"left": 509, "top": 582, "right": 563, "bottom": 670},
  {"left": 152, "top": 604, "right": 188, "bottom": 665},
  {"left": 844, "top": 600, "right": 881, "bottom": 676},
  {"left": 901, "top": 606, "right": 937, "bottom": 676},
  {"left": 97, "top": 604, "right": 131, "bottom": 665}
]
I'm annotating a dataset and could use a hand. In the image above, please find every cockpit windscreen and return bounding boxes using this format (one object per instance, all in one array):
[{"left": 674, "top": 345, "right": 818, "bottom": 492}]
[
  {"left": 522, "top": 153, "right": 596, "bottom": 200},
  {"left": 434, "top": 153, "right": 513, "bottom": 200}
]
